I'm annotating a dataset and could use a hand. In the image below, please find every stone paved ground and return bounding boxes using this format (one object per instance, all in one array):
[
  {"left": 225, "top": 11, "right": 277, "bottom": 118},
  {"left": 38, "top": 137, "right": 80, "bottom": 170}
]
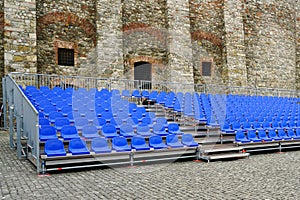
[{"left": 1, "top": 130, "right": 300, "bottom": 200}]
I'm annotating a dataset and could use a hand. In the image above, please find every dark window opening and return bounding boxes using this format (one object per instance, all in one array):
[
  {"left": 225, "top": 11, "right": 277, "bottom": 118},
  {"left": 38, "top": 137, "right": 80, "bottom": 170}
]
[
  {"left": 134, "top": 62, "right": 152, "bottom": 89},
  {"left": 202, "top": 62, "right": 212, "bottom": 76},
  {"left": 58, "top": 48, "right": 74, "bottom": 66}
]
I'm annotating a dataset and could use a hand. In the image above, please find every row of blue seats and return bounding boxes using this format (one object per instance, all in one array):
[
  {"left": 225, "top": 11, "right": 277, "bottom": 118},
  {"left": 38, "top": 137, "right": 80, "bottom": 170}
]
[
  {"left": 44, "top": 134, "right": 199, "bottom": 157},
  {"left": 39, "top": 122, "right": 185, "bottom": 141},
  {"left": 222, "top": 119, "right": 300, "bottom": 133},
  {"left": 235, "top": 128, "right": 300, "bottom": 143}
]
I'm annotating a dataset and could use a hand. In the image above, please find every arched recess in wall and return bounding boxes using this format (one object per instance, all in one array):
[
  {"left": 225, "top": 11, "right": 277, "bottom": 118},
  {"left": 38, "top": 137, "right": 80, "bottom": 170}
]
[{"left": 37, "top": 12, "right": 97, "bottom": 74}]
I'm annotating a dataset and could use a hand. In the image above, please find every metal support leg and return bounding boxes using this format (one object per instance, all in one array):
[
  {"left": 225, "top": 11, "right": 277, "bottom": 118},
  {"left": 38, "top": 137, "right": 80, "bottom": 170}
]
[
  {"left": 129, "top": 152, "right": 134, "bottom": 167},
  {"left": 16, "top": 116, "right": 22, "bottom": 159},
  {"left": 9, "top": 106, "right": 15, "bottom": 148}
]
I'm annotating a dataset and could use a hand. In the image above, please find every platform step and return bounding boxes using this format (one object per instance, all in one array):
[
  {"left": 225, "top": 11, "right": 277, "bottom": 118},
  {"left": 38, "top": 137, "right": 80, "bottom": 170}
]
[
  {"left": 200, "top": 152, "right": 249, "bottom": 162},
  {"left": 200, "top": 146, "right": 244, "bottom": 154}
]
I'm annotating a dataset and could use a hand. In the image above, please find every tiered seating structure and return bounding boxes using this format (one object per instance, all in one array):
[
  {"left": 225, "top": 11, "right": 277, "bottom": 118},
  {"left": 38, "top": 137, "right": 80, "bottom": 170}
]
[{"left": 22, "top": 85, "right": 201, "bottom": 172}]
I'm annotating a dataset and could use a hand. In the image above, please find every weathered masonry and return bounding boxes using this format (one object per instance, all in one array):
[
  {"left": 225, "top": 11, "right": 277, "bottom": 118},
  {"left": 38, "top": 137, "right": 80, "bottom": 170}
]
[{"left": 1, "top": 0, "right": 299, "bottom": 93}]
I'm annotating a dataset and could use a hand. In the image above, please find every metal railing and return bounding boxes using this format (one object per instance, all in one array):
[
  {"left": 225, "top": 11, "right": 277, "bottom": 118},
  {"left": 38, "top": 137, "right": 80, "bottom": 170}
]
[{"left": 9, "top": 72, "right": 300, "bottom": 97}]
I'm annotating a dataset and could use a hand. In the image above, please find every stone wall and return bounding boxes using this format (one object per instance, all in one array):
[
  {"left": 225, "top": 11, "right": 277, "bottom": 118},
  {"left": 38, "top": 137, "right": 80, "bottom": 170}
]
[
  {"left": 223, "top": 0, "right": 247, "bottom": 87},
  {"left": 166, "top": 0, "right": 194, "bottom": 87},
  {"left": 243, "top": 0, "right": 297, "bottom": 89},
  {"left": 122, "top": 0, "right": 168, "bottom": 82},
  {"left": 296, "top": 2, "right": 300, "bottom": 90},
  {"left": 0, "top": 0, "right": 3, "bottom": 100},
  {"left": 96, "top": 0, "right": 123, "bottom": 79},
  {"left": 4, "top": 0, "right": 37, "bottom": 73},
  {"left": 190, "top": 0, "right": 226, "bottom": 85},
  {"left": 37, "top": 0, "right": 97, "bottom": 76}
]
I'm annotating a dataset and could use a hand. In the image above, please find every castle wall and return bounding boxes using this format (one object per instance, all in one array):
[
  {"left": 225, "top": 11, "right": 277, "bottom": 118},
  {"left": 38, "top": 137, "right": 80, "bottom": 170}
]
[
  {"left": 0, "top": 0, "right": 3, "bottom": 99},
  {"left": 96, "top": 0, "right": 123, "bottom": 79},
  {"left": 223, "top": 0, "right": 247, "bottom": 87},
  {"left": 37, "top": 0, "right": 97, "bottom": 76},
  {"left": 243, "top": 0, "right": 297, "bottom": 89},
  {"left": 296, "top": 3, "right": 300, "bottom": 90},
  {"left": 122, "top": 0, "right": 168, "bottom": 82},
  {"left": 190, "top": 0, "right": 226, "bottom": 85},
  {"left": 167, "top": 0, "right": 194, "bottom": 86},
  {"left": 4, "top": 0, "right": 37, "bottom": 73}
]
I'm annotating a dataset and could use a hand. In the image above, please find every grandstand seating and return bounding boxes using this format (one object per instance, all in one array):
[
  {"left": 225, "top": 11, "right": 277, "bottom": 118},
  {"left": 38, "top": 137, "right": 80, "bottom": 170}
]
[{"left": 17, "top": 81, "right": 300, "bottom": 172}]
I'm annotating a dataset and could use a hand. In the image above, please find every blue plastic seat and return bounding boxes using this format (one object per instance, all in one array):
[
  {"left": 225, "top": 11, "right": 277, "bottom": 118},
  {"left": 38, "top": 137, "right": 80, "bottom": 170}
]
[
  {"left": 132, "top": 90, "right": 141, "bottom": 98},
  {"left": 287, "top": 129, "right": 300, "bottom": 139},
  {"left": 168, "top": 123, "right": 184, "bottom": 135},
  {"left": 39, "top": 118, "right": 50, "bottom": 125},
  {"left": 126, "top": 117, "right": 139, "bottom": 128},
  {"left": 119, "top": 124, "right": 136, "bottom": 138},
  {"left": 247, "top": 130, "right": 261, "bottom": 142},
  {"left": 141, "top": 117, "right": 153, "bottom": 128},
  {"left": 48, "top": 111, "right": 64, "bottom": 124},
  {"left": 221, "top": 122, "right": 234, "bottom": 133},
  {"left": 112, "top": 136, "right": 131, "bottom": 152},
  {"left": 39, "top": 125, "right": 58, "bottom": 141},
  {"left": 44, "top": 139, "right": 66, "bottom": 157},
  {"left": 131, "top": 136, "right": 150, "bottom": 151},
  {"left": 152, "top": 123, "right": 168, "bottom": 136},
  {"left": 149, "top": 135, "right": 167, "bottom": 149},
  {"left": 268, "top": 129, "right": 282, "bottom": 141},
  {"left": 68, "top": 138, "right": 90, "bottom": 155},
  {"left": 278, "top": 129, "right": 291, "bottom": 140},
  {"left": 74, "top": 118, "right": 89, "bottom": 131},
  {"left": 141, "top": 90, "right": 150, "bottom": 98},
  {"left": 61, "top": 125, "right": 80, "bottom": 140},
  {"left": 122, "top": 90, "right": 131, "bottom": 98},
  {"left": 91, "top": 138, "right": 111, "bottom": 153},
  {"left": 136, "top": 125, "right": 152, "bottom": 137},
  {"left": 54, "top": 117, "right": 70, "bottom": 131},
  {"left": 101, "top": 124, "right": 119, "bottom": 138},
  {"left": 156, "top": 117, "right": 168, "bottom": 128},
  {"left": 181, "top": 134, "right": 198, "bottom": 147},
  {"left": 166, "top": 134, "right": 184, "bottom": 148},
  {"left": 257, "top": 129, "right": 272, "bottom": 142},
  {"left": 82, "top": 125, "right": 99, "bottom": 139},
  {"left": 235, "top": 130, "right": 250, "bottom": 143}
]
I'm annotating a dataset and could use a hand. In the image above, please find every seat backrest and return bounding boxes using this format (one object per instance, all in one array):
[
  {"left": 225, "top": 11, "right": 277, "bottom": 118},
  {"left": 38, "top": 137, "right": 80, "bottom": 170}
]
[
  {"left": 39, "top": 118, "right": 50, "bottom": 125},
  {"left": 112, "top": 136, "right": 128, "bottom": 147},
  {"left": 278, "top": 129, "right": 287, "bottom": 137},
  {"left": 132, "top": 136, "right": 146, "bottom": 146},
  {"left": 136, "top": 124, "right": 150, "bottom": 133},
  {"left": 45, "top": 139, "right": 65, "bottom": 151},
  {"left": 152, "top": 123, "right": 165, "bottom": 132},
  {"left": 156, "top": 117, "right": 168, "bottom": 125},
  {"left": 181, "top": 134, "right": 195, "bottom": 144},
  {"left": 102, "top": 124, "right": 117, "bottom": 133},
  {"left": 82, "top": 125, "right": 98, "bottom": 134},
  {"left": 69, "top": 138, "right": 87, "bottom": 149},
  {"left": 39, "top": 125, "right": 56, "bottom": 136},
  {"left": 287, "top": 129, "right": 295, "bottom": 137},
  {"left": 235, "top": 130, "right": 246, "bottom": 140},
  {"left": 168, "top": 123, "right": 180, "bottom": 132},
  {"left": 257, "top": 129, "right": 267, "bottom": 138},
  {"left": 75, "top": 118, "right": 89, "bottom": 127},
  {"left": 55, "top": 118, "right": 70, "bottom": 127},
  {"left": 61, "top": 125, "right": 77, "bottom": 135},
  {"left": 120, "top": 124, "right": 134, "bottom": 133},
  {"left": 91, "top": 137, "right": 109, "bottom": 149},
  {"left": 268, "top": 129, "right": 277, "bottom": 138},
  {"left": 166, "top": 134, "right": 179, "bottom": 143},
  {"left": 141, "top": 117, "right": 152, "bottom": 125},
  {"left": 149, "top": 135, "right": 163, "bottom": 145}
]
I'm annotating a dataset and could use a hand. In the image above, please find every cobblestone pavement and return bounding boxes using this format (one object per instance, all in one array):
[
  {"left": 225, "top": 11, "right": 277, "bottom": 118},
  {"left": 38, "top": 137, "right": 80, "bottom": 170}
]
[{"left": 1, "top": 130, "right": 300, "bottom": 200}]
